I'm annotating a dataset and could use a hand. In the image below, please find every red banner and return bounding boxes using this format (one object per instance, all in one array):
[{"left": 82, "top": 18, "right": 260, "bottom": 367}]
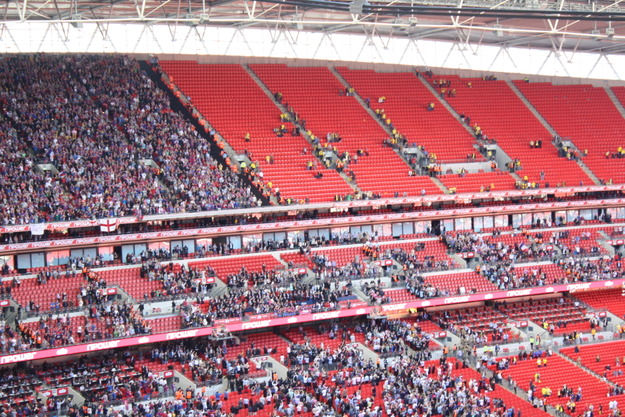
[
  {"left": 1, "top": 185, "right": 624, "bottom": 237},
  {"left": 1, "top": 197, "right": 623, "bottom": 254},
  {"left": 0, "top": 277, "right": 621, "bottom": 366},
  {"left": 0, "top": 217, "right": 137, "bottom": 234}
]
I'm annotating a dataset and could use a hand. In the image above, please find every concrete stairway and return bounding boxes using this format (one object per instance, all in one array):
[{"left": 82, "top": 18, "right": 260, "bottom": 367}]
[
  {"left": 329, "top": 67, "right": 449, "bottom": 195},
  {"left": 507, "top": 80, "right": 602, "bottom": 185},
  {"left": 243, "top": 64, "right": 362, "bottom": 197},
  {"left": 604, "top": 86, "right": 625, "bottom": 119}
]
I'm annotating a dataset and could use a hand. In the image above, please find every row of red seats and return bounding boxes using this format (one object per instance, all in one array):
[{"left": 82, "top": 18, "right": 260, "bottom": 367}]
[
  {"left": 159, "top": 61, "right": 355, "bottom": 203},
  {"left": 516, "top": 82, "right": 625, "bottom": 185}
]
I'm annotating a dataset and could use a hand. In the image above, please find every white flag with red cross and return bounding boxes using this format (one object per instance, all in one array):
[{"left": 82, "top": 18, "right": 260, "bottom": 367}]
[{"left": 99, "top": 218, "right": 119, "bottom": 233}]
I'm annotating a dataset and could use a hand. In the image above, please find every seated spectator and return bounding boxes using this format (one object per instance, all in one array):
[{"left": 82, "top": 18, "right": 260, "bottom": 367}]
[{"left": 0, "top": 54, "right": 258, "bottom": 227}]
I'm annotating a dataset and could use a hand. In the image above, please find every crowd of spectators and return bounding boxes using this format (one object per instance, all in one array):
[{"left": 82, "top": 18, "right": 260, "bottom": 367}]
[
  {"left": 444, "top": 231, "right": 555, "bottom": 264},
  {"left": 280, "top": 342, "right": 387, "bottom": 417},
  {"left": 556, "top": 256, "right": 625, "bottom": 282},
  {"left": 63, "top": 353, "right": 172, "bottom": 405},
  {"left": 362, "top": 319, "right": 432, "bottom": 358},
  {"left": 480, "top": 263, "right": 554, "bottom": 290},
  {"left": 0, "top": 351, "right": 175, "bottom": 416},
  {"left": 140, "top": 261, "right": 217, "bottom": 298},
  {"left": 1, "top": 222, "right": 623, "bottom": 360},
  {"left": 311, "top": 253, "right": 382, "bottom": 281},
  {"left": 4, "top": 55, "right": 625, "bottom": 417},
  {"left": 17, "top": 315, "right": 81, "bottom": 349},
  {"left": 1, "top": 308, "right": 621, "bottom": 417},
  {"left": 7, "top": 243, "right": 618, "bottom": 356},
  {"left": 117, "top": 341, "right": 386, "bottom": 417},
  {"left": 181, "top": 280, "right": 354, "bottom": 327},
  {"left": 387, "top": 244, "right": 454, "bottom": 274},
  {"left": 404, "top": 274, "right": 449, "bottom": 299},
  {"left": 2, "top": 222, "right": 625, "bottom": 360},
  {"left": 88, "top": 301, "right": 151, "bottom": 339},
  {"left": 553, "top": 231, "right": 604, "bottom": 258},
  {"left": 311, "top": 242, "right": 454, "bottom": 282},
  {"left": 0, "top": 320, "right": 22, "bottom": 353},
  {"left": 383, "top": 356, "right": 524, "bottom": 417},
  {"left": 9, "top": 301, "right": 152, "bottom": 353},
  {"left": 149, "top": 341, "right": 253, "bottom": 387},
  {"left": 479, "top": 253, "right": 625, "bottom": 293},
  {"left": 225, "top": 266, "right": 304, "bottom": 288},
  {"left": 0, "top": 366, "right": 47, "bottom": 415},
  {"left": 1, "top": 330, "right": 388, "bottom": 417},
  {"left": 362, "top": 280, "right": 393, "bottom": 305},
  {"left": 0, "top": 54, "right": 257, "bottom": 227},
  {"left": 287, "top": 341, "right": 366, "bottom": 369}
]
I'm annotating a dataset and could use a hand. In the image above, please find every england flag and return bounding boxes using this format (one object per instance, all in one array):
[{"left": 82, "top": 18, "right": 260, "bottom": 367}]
[{"left": 99, "top": 219, "right": 119, "bottom": 233}]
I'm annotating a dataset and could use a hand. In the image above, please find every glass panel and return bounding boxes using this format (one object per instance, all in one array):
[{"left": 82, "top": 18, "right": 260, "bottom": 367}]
[
  {"left": 442, "top": 219, "right": 454, "bottom": 232},
  {"left": 16, "top": 254, "right": 31, "bottom": 269},
  {"left": 196, "top": 239, "right": 211, "bottom": 251},
  {"left": 228, "top": 236, "right": 242, "bottom": 250},
  {"left": 414, "top": 221, "right": 430, "bottom": 234},
  {"left": 0, "top": 255, "right": 14, "bottom": 272},
  {"left": 316, "top": 228, "right": 330, "bottom": 240},
  {"left": 288, "top": 231, "right": 305, "bottom": 243},
  {"left": 98, "top": 246, "right": 115, "bottom": 262},
  {"left": 331, "top": 227, "right": 349, "bottom": 240},
  {"left": 533, "top": 212, "right": 550, "bottom": 225},
  {"left": 170, "top": 240, "right": 186, "bottom": 253},
  {"left": 148, "top": 242, "right": 170, "bottom": 251},
  {"left": 350, "top": 226, "right": 362, "bottom": 234},
  {"left": 46, "top": 250, "right": 70, "bottom": 266},
  {"left": 494, "top": 215, "right": 508, "bottom": 228},
  {"left": 554, "top": 211, "right": 567, "bottom": 225},
  {"left": 391, "top": 223, "right": 403, "bottom": 237},
  {"left": 473, "top": 217, "right": 484, "bottom": 232},
  {"left": 520, "top": 213, "right": 532, "bottom": 226},
  {"left": 30, "top": 252, "right": 45, "bottom": 268},
  {"left": 70, "top": 249, "right": 85, "bottom": 259},
  {"left": 184, "top": 239, "right": 196, "bottom": 254},
  {"left": 607, "top": 208, "right": 621, "bottom": 220},
  {"left": 373, "top": 223, "right": 391, "bottom": 238},
  {"left": 134, "top": 244, "right": 147, "bottom": 254},
  {"left": 83, "top": 248, "right": 97, "bottom": 261},
  {"left": 566, "top": 210, "right": 579, "bottom": 222},
  {"left": 579, "top": 209, "right": 595, "bottom": 220},
  {"left": 454, "top": 218, "right": 471, "bottom": 231},
  {"left": 121, "top": 245, "right": 135, "bottom": 263},
  {"left": 243, "top": 234, "right": 262, "bottom": 247}
]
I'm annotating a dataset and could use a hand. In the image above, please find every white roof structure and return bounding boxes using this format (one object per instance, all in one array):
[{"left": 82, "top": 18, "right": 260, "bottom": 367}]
[{"left": 0, "top": 0, "right": 624, "bottom": 79}]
